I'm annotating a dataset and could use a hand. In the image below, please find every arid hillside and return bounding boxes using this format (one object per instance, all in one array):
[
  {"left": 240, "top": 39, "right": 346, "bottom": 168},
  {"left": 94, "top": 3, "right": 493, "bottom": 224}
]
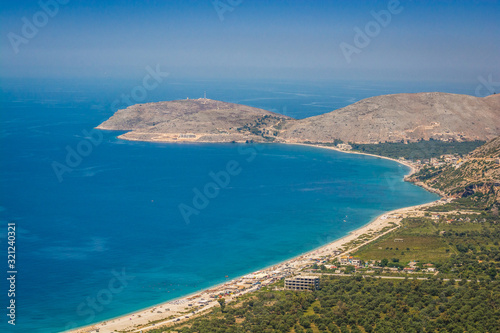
[
  {"left": 97, "top": 98, "right": 291, "bottom": 143},
  {"left": 97, "top": 93, "right": 499, "bottom": 144},
  {"left": 279, "top": 93, "right": 500, "bottom": 144}
]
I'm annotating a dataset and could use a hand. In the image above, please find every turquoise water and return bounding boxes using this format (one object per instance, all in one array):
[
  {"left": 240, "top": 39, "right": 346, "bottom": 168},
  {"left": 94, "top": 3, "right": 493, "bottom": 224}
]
[{"left": 0, "top": 78, "right": 464, "bottom": 332}]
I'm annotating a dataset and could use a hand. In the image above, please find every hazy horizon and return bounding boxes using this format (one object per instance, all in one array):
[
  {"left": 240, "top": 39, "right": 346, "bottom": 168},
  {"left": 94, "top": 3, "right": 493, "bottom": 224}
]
[{"left": 1, "top": 0, "right": 499, "bottom": 83}]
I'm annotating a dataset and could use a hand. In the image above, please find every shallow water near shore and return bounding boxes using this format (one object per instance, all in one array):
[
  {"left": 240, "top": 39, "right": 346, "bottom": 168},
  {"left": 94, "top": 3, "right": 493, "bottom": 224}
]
[{"left": 0, "top": 78, "right": 461, "bottom": 332}]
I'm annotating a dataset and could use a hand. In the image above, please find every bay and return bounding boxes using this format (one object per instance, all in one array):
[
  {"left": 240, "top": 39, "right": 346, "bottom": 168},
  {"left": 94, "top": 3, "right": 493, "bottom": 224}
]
[{"left": 0, "top": 77, "right": 453, "bottom": 332}]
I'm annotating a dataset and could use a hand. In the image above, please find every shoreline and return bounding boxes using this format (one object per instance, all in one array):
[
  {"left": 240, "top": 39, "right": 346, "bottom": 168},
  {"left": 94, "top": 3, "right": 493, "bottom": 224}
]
[
  {"left": 289, "top": 142, "right": 418, "bottom": 175},
  {"left": 66, "top": 143, "right": 442, "bottom": 333}
]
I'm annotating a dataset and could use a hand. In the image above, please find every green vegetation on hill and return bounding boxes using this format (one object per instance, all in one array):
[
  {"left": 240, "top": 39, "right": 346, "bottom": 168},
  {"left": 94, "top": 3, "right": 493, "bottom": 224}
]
[
  {"left": 408, "top": 137, "right": 500, "bottom": 210},
  {"left": 470, "top": 137, "right": 500, "bottom": 158},
  {"left": 354, "top": 213, "right": 500, "bottom": 280},
  {"left": 426, "top": 192, "right": 498, "bottom": 212},
  {"left": 236, "top": 115, "right": 285, "bottom": 142},
  {"left": 348, "top": 140, "right": 485, "bottom": 160},
  {"left": 151, "top": 276, "right": 500, "bottom": 333},
  {"left": 354, "top": 217, "right": 452, "bottom": 265}
]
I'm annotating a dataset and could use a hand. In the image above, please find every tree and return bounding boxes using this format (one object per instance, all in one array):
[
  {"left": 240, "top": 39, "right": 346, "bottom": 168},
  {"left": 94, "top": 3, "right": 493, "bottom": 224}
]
[
  {"left": 345, "top": 266, "right": 355, "bottom": 274},
  {"left": 488, "top": 267, "right": 497, "bottom": 280},
  {"left": 217, "top": 298, "right": 226, "bottom": 313}
]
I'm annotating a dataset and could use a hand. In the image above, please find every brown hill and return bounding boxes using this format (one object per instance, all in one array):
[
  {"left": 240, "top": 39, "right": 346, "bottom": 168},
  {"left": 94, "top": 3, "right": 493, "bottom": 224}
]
[
  {"left": 97, "top": 93, "right": 499, "bottom": 144},
  {"left": 97, "top": 98, "right": 291, "bottom": 143},
  {"left": 279, "top": 93, "right": 500, "bottom": 144}
]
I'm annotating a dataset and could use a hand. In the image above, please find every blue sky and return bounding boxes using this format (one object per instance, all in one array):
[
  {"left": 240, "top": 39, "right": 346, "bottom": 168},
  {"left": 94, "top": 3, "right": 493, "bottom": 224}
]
[{"left": 1, "top": 0, "right": 498, "bottom": 81}]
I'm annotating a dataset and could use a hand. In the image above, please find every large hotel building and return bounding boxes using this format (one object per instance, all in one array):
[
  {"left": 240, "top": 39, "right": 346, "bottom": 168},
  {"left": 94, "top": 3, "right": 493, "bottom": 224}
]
[{"left": 284, "top": 276, "right": 320, "bottom": 291}]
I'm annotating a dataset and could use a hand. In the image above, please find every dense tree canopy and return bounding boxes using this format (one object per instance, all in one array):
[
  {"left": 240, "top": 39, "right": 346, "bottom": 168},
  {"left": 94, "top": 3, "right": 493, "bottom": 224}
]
[{"left": 151, "top": 276, "right": 500, "bottom": 333}]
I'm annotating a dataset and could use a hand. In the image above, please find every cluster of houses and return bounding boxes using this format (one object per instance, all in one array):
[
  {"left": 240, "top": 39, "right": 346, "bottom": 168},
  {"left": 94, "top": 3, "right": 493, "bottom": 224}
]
[
  {"left": 340, "top": 256, "right": 362, "bottom": 266},
  {"left": 431, "top": 213, "right": 486, "bottom": 224},
  {"left": 403, "top": 262, "right": 436, "bottom": 273},
  {"left": 410, "top": 153, "right": 500, "bottom": 170},
  {"left": 206, "top": 269, "right": 295, "bottom": 297},
  {"left": 408, "top": 154, "right": 463, "bottom": 168},
  {"left": 307, "top": 254, "right": 439, "bottom": 275}
]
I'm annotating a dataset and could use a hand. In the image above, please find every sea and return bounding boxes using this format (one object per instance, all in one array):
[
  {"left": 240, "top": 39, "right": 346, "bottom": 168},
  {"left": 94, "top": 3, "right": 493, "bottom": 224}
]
[{"left": 0, "top": 77, "right": 476, "bottom": 332}]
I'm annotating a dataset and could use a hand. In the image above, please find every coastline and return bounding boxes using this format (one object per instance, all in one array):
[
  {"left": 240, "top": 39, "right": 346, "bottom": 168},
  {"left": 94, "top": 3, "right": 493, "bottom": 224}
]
[
  {"left": 290, "top": 142, "right": 417, "bottom": 175},
  {"left": 66, "top": 143, "right": 442, "bottom": 333}
]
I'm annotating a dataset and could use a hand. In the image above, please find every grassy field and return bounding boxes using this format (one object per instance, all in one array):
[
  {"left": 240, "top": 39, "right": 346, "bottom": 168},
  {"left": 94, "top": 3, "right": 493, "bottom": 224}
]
[
  {"left": 354, "top": 234, "right": 452, "bottom": 264},
  {"left": 353, "top": 215, "right": 496, "bottom": 266},
  {"left": 354, "top": 217, "right": 452, "bottom": 264}
]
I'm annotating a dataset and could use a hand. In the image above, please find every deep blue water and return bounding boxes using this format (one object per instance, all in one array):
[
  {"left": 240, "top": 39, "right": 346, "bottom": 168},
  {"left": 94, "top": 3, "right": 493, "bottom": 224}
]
[{"left": 0, "top": 77, "right": 475, "bottom": 332}]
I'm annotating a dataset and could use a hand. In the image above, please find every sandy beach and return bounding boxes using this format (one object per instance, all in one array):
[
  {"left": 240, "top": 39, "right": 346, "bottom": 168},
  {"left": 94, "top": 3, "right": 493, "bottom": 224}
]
[{"left": 66, "top": 144, "right": 443, "bottom": 333}]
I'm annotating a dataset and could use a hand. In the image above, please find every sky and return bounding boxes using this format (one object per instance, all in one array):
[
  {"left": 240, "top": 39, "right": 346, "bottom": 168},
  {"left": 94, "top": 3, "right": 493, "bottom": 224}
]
[{"left": 0, "top": 0, "right": 499, "bottom": 82}]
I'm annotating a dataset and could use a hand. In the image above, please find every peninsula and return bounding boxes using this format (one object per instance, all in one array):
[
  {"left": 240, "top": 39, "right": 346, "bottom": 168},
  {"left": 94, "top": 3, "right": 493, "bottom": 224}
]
[
  {"left": 97, "top": 92, "right": 500, "bottom": 144},
  {"left": 97, "top": 98, "right": 291, "bottom": 143}
]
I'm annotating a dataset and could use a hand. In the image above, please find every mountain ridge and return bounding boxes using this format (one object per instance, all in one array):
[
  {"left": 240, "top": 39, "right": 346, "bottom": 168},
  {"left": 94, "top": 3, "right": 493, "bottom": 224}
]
[
  {"left": 97, "top": 92, "right": 500, "bottom": 144},
  {"left": 280, "top": 92, "right": 500, "bottom": 144}
]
